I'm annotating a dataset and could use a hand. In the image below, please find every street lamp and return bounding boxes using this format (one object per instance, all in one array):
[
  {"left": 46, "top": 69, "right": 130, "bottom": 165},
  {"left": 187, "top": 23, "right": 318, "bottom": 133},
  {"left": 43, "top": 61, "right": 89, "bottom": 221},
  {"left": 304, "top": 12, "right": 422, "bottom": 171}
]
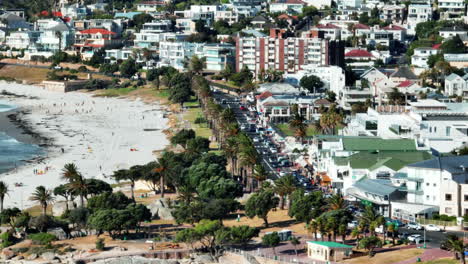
[{"left": 423, "top": 228, "right": 426, "bottom": 249}]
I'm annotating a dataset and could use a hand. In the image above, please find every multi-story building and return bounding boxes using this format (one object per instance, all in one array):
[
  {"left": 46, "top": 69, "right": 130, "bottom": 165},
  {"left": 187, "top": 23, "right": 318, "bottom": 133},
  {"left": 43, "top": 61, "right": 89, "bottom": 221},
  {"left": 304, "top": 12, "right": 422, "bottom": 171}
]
[
  {"left": 269, "top": 0, "right": 306, "bottom": 14},
  {"left": 308, "top": 24, "right": 342, "bottom": 40},
  {"left": 73, "top": 19, "right": 124, "bottom": 36},
  {"left": 403, "top": 156, "right": 468, "bottom": 218},
  {"left": 175, "top": 18, "right": 197, "bottom": 33},
  {"left": 438, "top": 0, "right": 466, "bottom": 19},
  {"left": 136, "top": 1, "right": 166, "bottom": 12},
  {"left": 380, "top": 5, "right": 405, "bottom": 23},
  {"left": 0, "top": 12, "right": 30, "bottom": 31},
  {"left": 235, "top": 30, "right": 343, "bottom": 77},
  {"left": 134, "top": 32, "right": 187, "bottom": 50},
  {"left": 284, "top": 65, "right": 346, "bottom": 95},
  {"left": 5, "top": 31, "right": 40, "bottom": 49},
  {"left": 407, "top": 3, "right": 432, "bottom": 35},
  {"left": 411, "top": 47, "right": 439, "bottom": 68},
  {"left": 34, "top": 21, "right": 74, "bottom": 52},
  {"left": 439, "top": 26, "right": 468, "bottom": 39},
  {"left": 230, "top": 0, "right": 265, "bottom": 17},
  {"left": 337, "top": 0, "right": 362, "bottom": 9},
  {"left": 74, "top": 28, "right": 121, "bottom": 59},
  {"left": 202, "top": 43, "right": 235, "bottom": 71},
  {"left": 158, "top": 41, "right": 203, "bottom": 70},
  {"left": 445, "top": 73, "right": 468, "bottom": 98}
]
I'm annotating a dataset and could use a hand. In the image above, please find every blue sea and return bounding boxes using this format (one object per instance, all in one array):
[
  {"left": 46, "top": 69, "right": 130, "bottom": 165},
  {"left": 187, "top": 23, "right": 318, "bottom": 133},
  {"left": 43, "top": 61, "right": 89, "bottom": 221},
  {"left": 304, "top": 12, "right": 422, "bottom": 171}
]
[{"left": 0, "top": 101, "right": 43, "bottom": 174}]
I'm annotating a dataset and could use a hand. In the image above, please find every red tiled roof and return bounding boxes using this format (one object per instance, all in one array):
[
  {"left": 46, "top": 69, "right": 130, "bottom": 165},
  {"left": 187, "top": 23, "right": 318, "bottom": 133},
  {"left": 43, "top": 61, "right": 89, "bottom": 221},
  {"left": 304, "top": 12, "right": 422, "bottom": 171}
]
[
  {"left": 316, "top": 23, "right": 339, "bottom": 29},
  {"left": 277, "top": 14, "right": 291, "bottom": 19},
  {"left": 383, "top": 25, "right": 406, "bottom": 31},
  {"left": 354, "top": 23, "right": 370, "bottom": 29},
  {"left": 256, "top": 91, "right": 273, "bottom": 100},
  {"left": 345, "top": 49, "right": 374, "bottom": 57},
  {"left": 432, "top": 44, "right": 441, "bottom": 49},
  {"left": 78, "top": 28, "right": 116, "bottom": 35},
  {"left": 397, "top": 80, "right": 414, "bottom": 88}
]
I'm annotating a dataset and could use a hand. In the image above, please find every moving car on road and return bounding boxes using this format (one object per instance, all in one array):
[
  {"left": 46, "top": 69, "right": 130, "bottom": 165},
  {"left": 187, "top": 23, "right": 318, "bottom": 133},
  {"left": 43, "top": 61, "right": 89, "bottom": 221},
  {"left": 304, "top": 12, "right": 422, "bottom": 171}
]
[
  {"left": 407, "top": 234, "right": 422, "bottom": 242},
  {"left": 407, "top": 222, "right": 423, "bottom": 230},
  {"left": 424, "top": 224, "right": 441, "bottom": 231}
]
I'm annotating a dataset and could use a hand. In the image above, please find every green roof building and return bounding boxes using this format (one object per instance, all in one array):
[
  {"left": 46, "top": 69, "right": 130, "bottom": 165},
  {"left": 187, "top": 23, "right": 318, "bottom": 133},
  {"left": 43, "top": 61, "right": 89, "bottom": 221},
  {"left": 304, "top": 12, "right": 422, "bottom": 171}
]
[{"left": 307, "top": 241, "right": 353, "bottom": 262}]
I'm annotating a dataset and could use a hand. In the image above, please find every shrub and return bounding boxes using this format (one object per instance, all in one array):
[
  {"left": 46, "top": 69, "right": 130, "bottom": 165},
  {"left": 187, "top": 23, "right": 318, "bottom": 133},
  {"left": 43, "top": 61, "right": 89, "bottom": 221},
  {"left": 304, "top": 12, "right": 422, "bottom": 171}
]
[
  {"left": 194, "top": 117, "right": 207, "bottom": 124},
  {"left": 77, "top": 66, "right": 88, "bottom": 72},
  {"left": 0, "top": 232, "right": 14, "bottom": 248},
  {"left": 69, "top": 69, "right": 78, "bottom": 74},
  {"left": 29, "top": 233, "right": 57, "bottom": 245},
  {"left": 95, "top": 238, "right": 105, "bottom": 251}
]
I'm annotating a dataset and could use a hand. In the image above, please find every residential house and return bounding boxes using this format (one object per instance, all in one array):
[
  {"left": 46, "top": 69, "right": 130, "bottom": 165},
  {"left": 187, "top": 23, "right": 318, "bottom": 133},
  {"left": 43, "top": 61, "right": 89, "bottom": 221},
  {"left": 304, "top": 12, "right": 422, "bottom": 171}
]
[
  {"left": 74, "top": 28, "right": 121, "bottom": 59},
  {"left": 301, "top": 0, "right": 331, "bottom": 8},
  {"left": 33, "top": 21, "right": 74, "bottom": 53},
  {"left": 445, "top": 73, "right": 468, "bottom": 98},
  {"left": 337, "top": 0, "right": 362, "bottom": 9},
  {"left": 411, "top": 47, "right": 439, "bottom": 68},
  {"left": 444, "top": 53, "right": 468, "bottom": 68},
  {"left": 382, "top": 24, "right": 406, "bottom": 42},
  {"left": 73, "top": 19, "right": 124, "bottom": 37},
  {"left": 175, "top": 19, "right": 197, "bottom": 33},
  {"left": 360, "top": 67, "right": 397, "bottom": 96},
  {"left": 61, "top": 3, "right": 89, "bottom": 19},
  {"left": 136, "top": 1, "right": 166, "bottom": 12},
  {"left": 439, "top": 26, "right": 468, "bottom": 39},
  {"left": 309, "top": 24, "right": 341, "bottom": 40},
  {"left": 338, "top": 87, "right": 373, "bottom": 110},
  {"left": 158, "top": 41, "right": 203, "bottom": 70},
  {"left": 202, "top": 43, "right": 235, "bottom": 71},
  {"left": 438, "top": 0, "right": 466, "bottom": 19},
  {"left": 134, "top": 32, "right": 187, "bottom": 50},
  {"left": 402, "top": 156, "right": 468, "bottom": 218},
  {"left": 407, "top": 3, "right": 432, "bottom": 35},
  {"left": 114, "top": 12, "right": 142, "bottom": 20},
  {"left": 389, "top": 66, "right": 418, "bottom": 84},
  {"left": 0, "top": 12, "right": 30, "bottom": 31},
  {"left": 105, "top": 48, "right": 133, "bottom": 61},
  {"left": 380, "top": 5, "right": 405, "bottom": 23},
  {"left": 230, "top": 0, "right": 265, "bottom": 17},
  {"left": 269, "top": 0, "right": 306, "bottom": 15},
  {"left": 345, "top": 49, "right": 375, "bottom": 62},
  {"left": 5, "top": 31, "right": 40, "bottom": 49},
  {"left": 250, "top": 15, "right": 271, "bottom": 29}
]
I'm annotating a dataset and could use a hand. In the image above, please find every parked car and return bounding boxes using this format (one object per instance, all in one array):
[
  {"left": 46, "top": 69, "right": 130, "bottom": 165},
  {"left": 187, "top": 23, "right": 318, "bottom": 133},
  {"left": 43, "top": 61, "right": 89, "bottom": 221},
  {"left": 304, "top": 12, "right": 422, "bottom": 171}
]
[
  {"left": 348, "top": 221, "right": 358, "bottom": 229},
  {"left": 240, "top": 124, "right": 247, "bottom": 130},
  {"left": 269, "top": 147, "right": 278, "bottom": 154},
  {"left": 268, "top": 157, "right": 277, "bottom": 163},
  {"left": 221, "top": 99, "right": 227, "bottom": 104},
  {"left": 253, "top": 137, "right": 260, "bottom": 143},
  {"left": 408, "top": 234, "right": 422, "bottom": 242},
  {"left": 407, "top": 222, "right": 423, "bottom": 230},
  {"left": 425, "top": 224, "right": 441, "bottom": 231},
  {"left": 398, "top": 232, "right": 409, "bottom": 239}
]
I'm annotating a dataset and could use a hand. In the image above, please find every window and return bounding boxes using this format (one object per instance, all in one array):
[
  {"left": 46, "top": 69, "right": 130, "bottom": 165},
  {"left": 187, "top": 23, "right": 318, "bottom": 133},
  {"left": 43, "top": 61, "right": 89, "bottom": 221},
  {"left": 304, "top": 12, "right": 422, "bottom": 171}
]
[
  {"left": 433, "top": 183, "right": 436, "bottom": 187},
  {"left": 465, "top": 195, "right": 468, "bottom": 201},
  {"left": 445, "top": 207, "right": 452, "bottom": 214},
  {"left": 426, "top": 183, "right": 430, "bottom": 186},
  {"left": 465, "top": 208, "right": 468, "bottom": 216},
  {"left": 446, "top": 127, "right": 451, "bottom": 136},
  {"left": 426, "top": 195, "right": 430, "bottom": 199},
  {"left": 445, "top": 194, "right": 452, "bottom": 201}
]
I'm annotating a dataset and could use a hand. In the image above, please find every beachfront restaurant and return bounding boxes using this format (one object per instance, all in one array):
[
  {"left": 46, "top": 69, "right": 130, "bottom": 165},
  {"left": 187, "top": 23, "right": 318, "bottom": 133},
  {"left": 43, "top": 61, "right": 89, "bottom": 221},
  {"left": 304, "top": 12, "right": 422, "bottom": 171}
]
[{"left": 307, "top": 241, "right": 353, "bottom": 262}]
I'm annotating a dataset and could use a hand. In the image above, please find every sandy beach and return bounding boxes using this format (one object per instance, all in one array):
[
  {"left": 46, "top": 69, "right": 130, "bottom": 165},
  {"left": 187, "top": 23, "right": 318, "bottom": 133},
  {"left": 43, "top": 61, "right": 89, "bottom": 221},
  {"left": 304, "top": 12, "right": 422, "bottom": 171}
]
[{"left": 0, "top": 82, "right": 169, "bottom": 209}]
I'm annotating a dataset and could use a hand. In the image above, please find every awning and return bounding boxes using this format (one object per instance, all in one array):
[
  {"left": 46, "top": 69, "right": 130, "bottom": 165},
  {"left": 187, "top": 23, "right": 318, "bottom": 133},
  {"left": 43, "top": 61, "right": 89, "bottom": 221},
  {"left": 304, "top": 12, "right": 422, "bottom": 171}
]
[{"left": 391, "top": 201, "right": 439, "bottom": 215}]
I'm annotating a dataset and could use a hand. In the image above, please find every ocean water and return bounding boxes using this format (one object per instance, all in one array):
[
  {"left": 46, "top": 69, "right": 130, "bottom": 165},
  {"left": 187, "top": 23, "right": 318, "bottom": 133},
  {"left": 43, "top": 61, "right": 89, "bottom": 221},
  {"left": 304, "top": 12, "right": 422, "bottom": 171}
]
[{"left": 0, "top": 101, "right": 43, "bottom": 174}]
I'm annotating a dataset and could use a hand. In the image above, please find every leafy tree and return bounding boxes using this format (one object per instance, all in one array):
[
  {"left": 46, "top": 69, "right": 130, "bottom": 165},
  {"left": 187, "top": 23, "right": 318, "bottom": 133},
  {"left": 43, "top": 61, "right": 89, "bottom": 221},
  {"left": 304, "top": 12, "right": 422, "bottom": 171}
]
[
  {"left": 0, "top": 181, "right": 8, "bottom": 212},
  {"left": 175, "top": 220, "right": 226, "bottom": 257},
  {"left": 440, "top": 35, "right": 466, "bottom": 54},
  {"left": 300, "top": 75, "right": 323, "bottom": 94},
  {"left": 245, "top": 188, "right": 279, "bottom": 227},
  {"left": 125, "top": 203, "right": 152, "bottom": 230},
  {"left": 69, "top": 207, "right": 90, "bottom": 230},
  {"left": 359, "top": 236, "right": 382, "bottom": 256},
  {"left": 119, "top": 59, "right": 138, "bottom": 78},
  {"left": 171, "top": 129, "right": 196, "bottom": 148},
  {"left": 87, "top": 48, "right": 106, "bottom": 67},
  {"left": 87, "top": 191, "right": 132, "bottom": 211},
  {"left": 388, "top": 88, "right": 406, "bottom": 105},
  {"left": 228, "top": 225, "right": 259, "bottom": 247},
  {"left": 132, "top": 13, "right": 154, "bottom": 30},
  {"left": 186, "top": 136, "right": 210, "bottom": 154},
  {"left": 88, "top": 209, "right": 136, "bottom": 238},
  {"left": 29, "top": 186, "right": 54, "bottom": 215},
  {"left": 302, "top": 5, "right": 318, "bottom": 17},
  {"left": 427, "top": 53, "right": 444, "bottom": 68},
  {"left": 53, "top": 184, "right": 74, "bottom": 212},
  {"left": 168, "top": 73, "right": 192, "bottom": 105},
  {"left": 189, "top": 55, "right": 205, "bottom": 74},
  {"left": 99, "top": 63, "right": 119, "bottom": 74},
  {"left": 262, "top": 232, "right": 281, "bottom": 255},
  {"left": 85, "top": 179, "right": 113, "bottom": 197},
  {"left": 230, "top": 66, "right": 253, "bottom": 86},
  {"left": 289, "top": 190, "right": 325, "bottom": 224},
  {"left": 0, "top": 207, "right": 21, "bottom": 228},
  {"left": 290, "top": 236, "right": 300, "bottom": 255},
  {"left": 112, "top": 165, "right": 143, "bottom": 201}
]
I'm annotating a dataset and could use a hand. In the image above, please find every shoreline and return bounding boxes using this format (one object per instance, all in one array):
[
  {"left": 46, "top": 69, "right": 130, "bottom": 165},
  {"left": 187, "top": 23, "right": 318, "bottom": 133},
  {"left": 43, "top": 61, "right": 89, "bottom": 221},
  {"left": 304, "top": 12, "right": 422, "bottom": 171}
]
[{"left": 0, "top": 81, "right": 170, "bottom": 209}]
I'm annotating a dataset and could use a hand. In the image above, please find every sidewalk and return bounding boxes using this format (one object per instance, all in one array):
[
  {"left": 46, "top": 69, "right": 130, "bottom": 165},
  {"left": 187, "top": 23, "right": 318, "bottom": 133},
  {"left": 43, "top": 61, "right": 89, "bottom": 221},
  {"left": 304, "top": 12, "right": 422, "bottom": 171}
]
[{"left": 393, "top": 248, "right": 452, "bottom": 264}]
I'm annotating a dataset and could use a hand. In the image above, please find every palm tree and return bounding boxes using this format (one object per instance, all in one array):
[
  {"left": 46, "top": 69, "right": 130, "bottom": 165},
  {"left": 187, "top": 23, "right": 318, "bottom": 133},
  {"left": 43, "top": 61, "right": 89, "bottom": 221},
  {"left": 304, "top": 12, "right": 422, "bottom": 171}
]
[
  {"left": 251, "top": 164, "right": 268, "bottom": 190},
  {"left": 274, "top": 175, "right": 298, "bottom": 210},
  {"left": 309, "top": 221, "right": 318, "bottom": 240},
  {"left": 290, "top": 236, "right": 300, "bottom": 256},
  {"left": 327, "top": 194, "right": 347, "bottom": 211},
  {"left": 0, "top": 181, "right": 8, "bottom": 212},
  {"left": 153, "top": 152, "right": 172, "bottom": 198},
  {"left": 61, "top": 163, "right": 87, "bottom": 207},
  {"left": 387, "top": 223, "right": 397, "bottom": 245},
  {"left": 238, "top": 145, "right": 258, "bottom": 191},
  {"left": 338, "top": 224, "right": 347, "bottom": 243},
  {"left": 359, "top": 205, "right": 381, "bottom": 236},
  {"left": 444, "top": 234, "right": 466, "bottom": 264},
  {"left": 30, "top": 186, "right": 55, "bottom": 215}
]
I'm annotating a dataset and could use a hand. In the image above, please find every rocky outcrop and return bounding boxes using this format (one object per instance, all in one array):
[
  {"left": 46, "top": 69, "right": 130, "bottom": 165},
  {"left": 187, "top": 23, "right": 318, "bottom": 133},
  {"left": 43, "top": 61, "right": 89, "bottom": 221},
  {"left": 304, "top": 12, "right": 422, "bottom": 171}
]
[{"left": 148, "top": 198, "right": 175, "bottom": 220}]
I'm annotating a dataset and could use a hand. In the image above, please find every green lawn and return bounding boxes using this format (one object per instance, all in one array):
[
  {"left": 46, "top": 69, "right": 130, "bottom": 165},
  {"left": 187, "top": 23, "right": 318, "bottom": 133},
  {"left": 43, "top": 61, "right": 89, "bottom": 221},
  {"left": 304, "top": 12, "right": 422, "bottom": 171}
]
[
  {"left": 182, "top": 106, "right": 218, "bottom": 149},
  {"left": 95, "top": 86, "right": 137, "bottom": 97},
  {"left": 183, "top": 96, "right": 200, "bottom": 107},
  {"left": 276, "top": 123, "right": 318, "bottom": 137}
]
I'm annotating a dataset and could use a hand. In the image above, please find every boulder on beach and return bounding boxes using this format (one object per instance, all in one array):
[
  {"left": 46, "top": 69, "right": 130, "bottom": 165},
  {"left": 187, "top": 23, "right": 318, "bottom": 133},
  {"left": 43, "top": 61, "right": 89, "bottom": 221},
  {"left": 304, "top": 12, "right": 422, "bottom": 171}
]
[
  {"left": 47, "top": 227, "right": 68, "bottom": 240},
  {"left": 148, "top": 198, "right": 175, "bottom": 220},
  {"left": 89, "top": 256, "right": 180, "bottom": 264}
]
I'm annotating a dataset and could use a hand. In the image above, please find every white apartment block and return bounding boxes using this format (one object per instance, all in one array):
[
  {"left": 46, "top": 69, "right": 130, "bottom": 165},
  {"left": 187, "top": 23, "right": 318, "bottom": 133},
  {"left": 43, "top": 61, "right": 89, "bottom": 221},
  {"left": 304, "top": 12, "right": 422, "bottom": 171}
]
[
  {"left": 158, "top": 41, "right": 203, "bottom": 70},
  {"left": 438, "top": 0, "right": 466, "bottom": 19},
  {"left": 380, "top": 5, "right": 405, "bottom": 23},
  {"left": 445, "top": 73, "right": 468, "bottom": 98},
  {"left": 407, "top": 4, "right": 432, "bottom": 35},
  {"left": 269, "top": 0, "right": 305, "bottom": 14},
  {"left": 134, "top": 32, "right": 188, "bottom": 50},
  {"left": 6, "top": 31, "right": 40, "bottom": 49}
]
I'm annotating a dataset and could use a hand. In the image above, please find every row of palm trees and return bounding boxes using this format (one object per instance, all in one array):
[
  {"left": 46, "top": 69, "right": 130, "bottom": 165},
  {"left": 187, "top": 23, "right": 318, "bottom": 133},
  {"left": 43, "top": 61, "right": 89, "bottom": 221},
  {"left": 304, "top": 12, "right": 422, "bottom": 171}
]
[{"left": 191, "top": 76, "right": 265, "bottom": 191}]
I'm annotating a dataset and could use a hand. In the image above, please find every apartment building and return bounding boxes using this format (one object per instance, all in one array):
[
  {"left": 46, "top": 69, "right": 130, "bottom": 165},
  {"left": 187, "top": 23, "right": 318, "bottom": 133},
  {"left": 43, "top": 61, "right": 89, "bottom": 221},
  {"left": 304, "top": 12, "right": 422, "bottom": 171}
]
[
  {"left": 235, "top": 30, "right": 344, "bottom": 77},
  {"left": 269, "top": 0, "right": 306, "bottom": 14},
  {"left": 5, "top": 31, "right": 40, "bottom": 49},
  {"left": 203, "top": 43, "right": 235, "bottom": 71},
  {"left": 136, "top": 1, "right": 166, "bottom": 12},
  {"left": 74, "top": 28, "right": 121, "bottom": 59},
  {"left": 158, "top": 41, "right": 203, "bottom": 70},
  {"left": 380, "top": 5, "right": 405, "bottom": 23},
  {"left": 438, "top": 0, "right": 466, "bottom": 19},
  {"left": 407, "top": 3, "right": 432, "bottom": 35},
  {"left": 73, "top": 19, "right": 124, "bottom": 36}
]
